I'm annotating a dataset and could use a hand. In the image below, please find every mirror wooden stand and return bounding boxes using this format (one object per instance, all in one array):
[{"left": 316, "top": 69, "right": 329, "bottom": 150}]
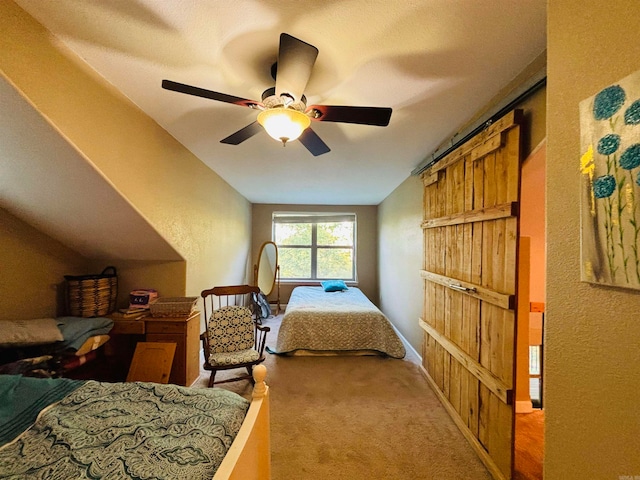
[{"left": 254, "top": 241, "right": 280, "bottom": 314}]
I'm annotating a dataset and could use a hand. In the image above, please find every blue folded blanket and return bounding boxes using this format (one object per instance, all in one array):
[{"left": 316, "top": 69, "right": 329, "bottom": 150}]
[
  {"left": 0, "top": 374, "right": 84, "bottom": 446},
  {"left": 55, "top": 316, "right": 113, "bottom": 351}
]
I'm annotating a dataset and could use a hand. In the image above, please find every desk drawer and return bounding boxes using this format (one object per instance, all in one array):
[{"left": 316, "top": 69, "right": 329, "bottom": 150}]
[
  {"left": 111, "top": 320, "right": 145, "bottom": 335},
  {"left": 146, "top": 321, "right": 185, "bottom": 334}
]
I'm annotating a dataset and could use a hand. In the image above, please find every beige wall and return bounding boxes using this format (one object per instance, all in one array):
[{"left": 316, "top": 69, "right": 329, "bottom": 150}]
[
  {"left": 1, "top": 2, "right": 252, "bottom": 318},
  {"left": 252, "top": 204, "right": 378, "bottom": 305},
  {"left": 452, "top": 51, "right": 547, "bottom": 156},
  {"left": 519, "top": 82, "right": 548, "bottom": 165},
  {"left": 0, "top": 208, "right": 90, "bottom": 319},
  {"left": 378, "top": 175, "right": 424, "bottom": 350},
  {"left": 547, "top": 2, "right": 640, "bottom": 478},
  {"left": 87, "top": 259, "right": 187, "bottom": 312},
  {"left": 0, "top": 211, "right": 187, "bottom": 320}
]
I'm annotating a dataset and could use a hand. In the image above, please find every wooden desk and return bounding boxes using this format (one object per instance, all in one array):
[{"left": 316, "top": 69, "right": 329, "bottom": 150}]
[{"left": 109, "top": 311, "right": 200, "bottom": 386}]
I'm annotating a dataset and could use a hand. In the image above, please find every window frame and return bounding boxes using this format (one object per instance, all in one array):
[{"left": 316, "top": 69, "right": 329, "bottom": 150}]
[{"left": 272, "top": 212, "right": 357, "bottom": 282}]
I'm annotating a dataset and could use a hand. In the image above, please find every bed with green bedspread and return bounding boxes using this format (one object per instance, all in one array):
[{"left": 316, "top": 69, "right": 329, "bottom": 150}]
[{"left": 0, "top": 375, "right": 250, "bottom": 479}]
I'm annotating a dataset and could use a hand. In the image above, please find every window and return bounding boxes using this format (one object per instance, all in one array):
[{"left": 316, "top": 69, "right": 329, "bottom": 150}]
[{"left": 273, "top": 212, "right": 356, "bottom": 281}]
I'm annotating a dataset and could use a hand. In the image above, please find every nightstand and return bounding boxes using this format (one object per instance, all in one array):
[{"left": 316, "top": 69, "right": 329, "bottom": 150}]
[
  {"left": 108, "top": 311, "right": 200, "bottom": 386},
  {"left": 144, "top": 312, "right": 200, "bottom": 386}
]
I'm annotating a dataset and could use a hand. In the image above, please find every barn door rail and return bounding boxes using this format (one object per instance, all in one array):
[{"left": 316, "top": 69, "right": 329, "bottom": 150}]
[{"left": 421, "top": 270, "right": 515, "bottom": 310}]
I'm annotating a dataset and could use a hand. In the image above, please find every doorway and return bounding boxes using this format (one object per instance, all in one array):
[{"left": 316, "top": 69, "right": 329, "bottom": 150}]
[{"left": 514, "top": 139, "right": 546, "bottom": 480}]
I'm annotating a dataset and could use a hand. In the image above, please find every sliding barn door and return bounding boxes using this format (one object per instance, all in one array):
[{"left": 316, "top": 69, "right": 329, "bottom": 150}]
[{"left": 420, "top": 110, "right": 522, "bottom": 480}]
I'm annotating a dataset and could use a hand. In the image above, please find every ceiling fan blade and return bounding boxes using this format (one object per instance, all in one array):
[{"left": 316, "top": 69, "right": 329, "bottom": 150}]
[
  {"left": 220, "top": 121, "right": 263, "bottom": 145},
  {"left": 275, "top": 33, "right": 318, "bottom": 102},
  {"left": 162, "top": 80, "right": 260, "bottom": 108},
  {"left": 308, "top": 105, "right": 392, "bottom": 126},
  {"left": 299, "top": 128, "right": 331, "bottom": 156}
]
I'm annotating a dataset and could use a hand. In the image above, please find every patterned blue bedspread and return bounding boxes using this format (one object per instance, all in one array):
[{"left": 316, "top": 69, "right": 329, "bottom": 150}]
[{"left": 0, "top": 378, "right": 250, "bottom": 479}]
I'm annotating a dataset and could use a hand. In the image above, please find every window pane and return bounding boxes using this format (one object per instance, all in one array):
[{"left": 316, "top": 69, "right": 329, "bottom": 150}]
[
  {"left": 279, "top": 247, "right": 311, "bottom": 278},
  {"left": 317, "top": 222, "right": 354, "bottom": 246},
  {"left": 317, "top": 248, "right": 353, "bottom": 279},
  {"left": 274, "top": 223, "right": 311, "bottom": 246}
]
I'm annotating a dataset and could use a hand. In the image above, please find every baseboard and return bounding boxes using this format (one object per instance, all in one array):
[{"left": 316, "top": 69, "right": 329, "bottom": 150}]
[
  {"left": 271, "top": 303, "right": 286, "bottom": 315},
  {"left": 389, "top": 322, "right": 422, "bottom": 366},
  {"left": 516, "top": 400, "right": 534, "bottom": 413}
]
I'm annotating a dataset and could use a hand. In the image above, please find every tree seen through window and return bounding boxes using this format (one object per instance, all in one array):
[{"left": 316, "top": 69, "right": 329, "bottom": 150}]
[{"left": 273, "top": 214, "right": 355, "bottom": 281}]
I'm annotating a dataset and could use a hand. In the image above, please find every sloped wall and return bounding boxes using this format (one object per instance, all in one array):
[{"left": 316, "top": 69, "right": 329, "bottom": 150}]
[{"left": 0, "top": 1, "right": 252, "bottom": 316}]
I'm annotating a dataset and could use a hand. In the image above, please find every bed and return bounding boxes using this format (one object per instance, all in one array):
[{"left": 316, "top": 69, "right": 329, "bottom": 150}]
[
  {"left": 0, "top": 316, "right": 114, "bottom": 378},
  {"left": 271, "top": 286, "right": 406, "bottom": 358},
  {"left": 0, "top": 365, "right": 270, "bottom": 479}
]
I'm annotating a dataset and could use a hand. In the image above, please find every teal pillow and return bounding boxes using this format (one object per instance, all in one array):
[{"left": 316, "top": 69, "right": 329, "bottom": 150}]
[{"left": 321, "top": 280, "right": 348, "bottom": 292}]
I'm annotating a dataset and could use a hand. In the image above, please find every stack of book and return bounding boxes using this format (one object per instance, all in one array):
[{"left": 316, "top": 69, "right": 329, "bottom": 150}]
[{"left": 111, "top": 307, "right": 150, "bottom": 320}]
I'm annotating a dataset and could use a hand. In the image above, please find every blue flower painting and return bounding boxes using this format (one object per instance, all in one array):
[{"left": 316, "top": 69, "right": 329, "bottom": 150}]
[
  {"left": 593, "top": 175, "right": 616, "bottom": 198},
  {"left": 620, "top": 144, "right": 640, "bottom": 170},
  {"left": 593, "top": 85, "right": 626, "bottom": 121},
  {"left": 597, "top": 134, "right": 621, "bottom": 156},
  {"left": 625, "top": 100, "right": 640, "bottom": 125},
  {"left": 580, "top": 69, "right": 640, "bottom": 290}
]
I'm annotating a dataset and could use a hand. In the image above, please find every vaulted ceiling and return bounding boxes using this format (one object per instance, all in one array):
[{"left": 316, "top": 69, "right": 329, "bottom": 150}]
[{"left": 11, "top": 0, "right": 546, "bottom": 205}]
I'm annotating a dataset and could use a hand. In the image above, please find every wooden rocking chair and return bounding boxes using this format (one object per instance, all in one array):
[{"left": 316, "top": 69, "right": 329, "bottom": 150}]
[{"left": 201, "top": 285, "right": 270, "bottom": 387}]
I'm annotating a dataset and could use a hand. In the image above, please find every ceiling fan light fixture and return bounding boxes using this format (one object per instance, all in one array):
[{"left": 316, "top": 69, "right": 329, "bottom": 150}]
[{"left": 257, "top": 107, "right": 311, "bottom": 145}]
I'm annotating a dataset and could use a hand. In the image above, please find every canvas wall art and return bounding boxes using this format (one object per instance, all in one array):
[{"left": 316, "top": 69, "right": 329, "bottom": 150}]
[{"left": 580, "top": 68, "right": 640, "bottom": 290}]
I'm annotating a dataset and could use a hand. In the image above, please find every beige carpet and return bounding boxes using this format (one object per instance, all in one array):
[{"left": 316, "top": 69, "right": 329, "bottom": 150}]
[{"left": 194, "top": 314, "right": 492, "bottom": 480}]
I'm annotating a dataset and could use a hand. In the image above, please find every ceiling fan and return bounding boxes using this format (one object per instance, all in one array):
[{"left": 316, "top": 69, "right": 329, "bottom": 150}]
[{"left": 162, "top": 33, "right": 392, "bottom": 156}]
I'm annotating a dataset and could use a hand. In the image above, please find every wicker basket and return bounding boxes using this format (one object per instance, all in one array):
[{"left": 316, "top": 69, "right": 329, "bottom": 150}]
[
  {"left": 65, "top": 266, "right": 118, "bottom": 317},
  {"left": 149, "top": 297, "right": 198, "bottom": 317}
]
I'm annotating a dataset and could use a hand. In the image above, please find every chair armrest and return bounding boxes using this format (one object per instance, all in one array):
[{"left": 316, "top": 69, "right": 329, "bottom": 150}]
[{"left": 200, "top": 331, "right": 210, "bottom": 357}]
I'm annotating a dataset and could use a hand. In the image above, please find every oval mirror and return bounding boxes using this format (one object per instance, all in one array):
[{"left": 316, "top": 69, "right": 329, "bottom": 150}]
[{"left": 256, "top": 241, "right": 278, "bottom": 296}]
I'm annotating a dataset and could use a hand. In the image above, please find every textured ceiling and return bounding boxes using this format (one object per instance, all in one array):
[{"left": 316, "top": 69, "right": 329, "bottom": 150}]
[{"left": 12, "top": 0, "right": 546, "bottom": 205}]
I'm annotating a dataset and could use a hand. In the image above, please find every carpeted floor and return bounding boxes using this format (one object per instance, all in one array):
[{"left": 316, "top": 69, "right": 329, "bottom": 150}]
[{"left": 194, "top": 314, "right": 492, "bottom": 480}]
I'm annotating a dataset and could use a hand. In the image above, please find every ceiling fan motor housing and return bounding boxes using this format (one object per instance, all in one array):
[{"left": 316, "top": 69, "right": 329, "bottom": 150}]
[{"left": 261, "top": 87, "right": 307, "bottom": 113}]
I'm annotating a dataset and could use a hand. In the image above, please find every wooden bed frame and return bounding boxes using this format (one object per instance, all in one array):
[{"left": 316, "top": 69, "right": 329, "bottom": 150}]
[
  {"left": 213, "top": 364, "right": 271, "bottom": 480},
  {"left": 0, "top": 364, "right": 270, "bottom": 479}
]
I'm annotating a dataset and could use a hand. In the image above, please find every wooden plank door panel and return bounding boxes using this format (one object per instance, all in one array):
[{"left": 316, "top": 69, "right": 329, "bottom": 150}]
[{"left": 421, "top": 110, "right": 522, "bottom": 480}]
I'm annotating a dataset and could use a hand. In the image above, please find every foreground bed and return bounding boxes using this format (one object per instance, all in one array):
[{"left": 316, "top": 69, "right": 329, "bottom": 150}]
[
  {"left": 0, "top": 365, "right": 270, "bottom": 480},
  {"left": 271, "top": 286, "right": 406, "bottom": 358}
]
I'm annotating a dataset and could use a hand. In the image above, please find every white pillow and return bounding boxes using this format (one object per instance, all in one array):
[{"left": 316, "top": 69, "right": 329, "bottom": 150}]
[{"left": 0, "top": 318, "right": 64, "bottom": 347}]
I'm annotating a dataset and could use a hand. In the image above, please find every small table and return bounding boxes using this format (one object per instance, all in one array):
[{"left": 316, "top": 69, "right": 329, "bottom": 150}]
[{"left": 108, "top": 311, "right": 200, "bottom": 386}]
